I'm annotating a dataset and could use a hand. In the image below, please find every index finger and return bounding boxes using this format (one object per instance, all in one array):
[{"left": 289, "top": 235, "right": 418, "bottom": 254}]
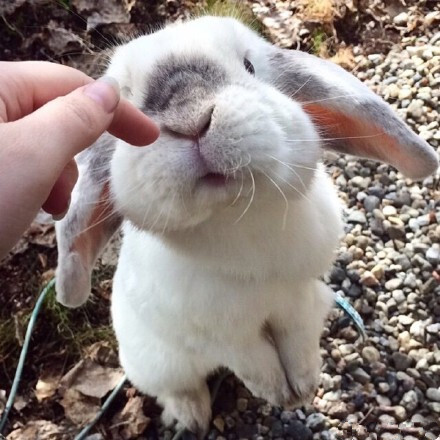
[{"left": 0, "top": 61, "right": 159, "bottom": 146}]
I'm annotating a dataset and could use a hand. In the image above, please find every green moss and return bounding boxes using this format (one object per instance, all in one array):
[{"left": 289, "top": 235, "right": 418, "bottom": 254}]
[
  {"left": 0, "top": 281, "right": 116, "bottom": 378},
  {"left": 311, "top": 28, "right": 328, "bottom": 55},
  {"left": 42, "top": 283, "right": 116, "bottom": 355},
  {"left": 195, "top": 0, "right": 263, "bottom": 34}
]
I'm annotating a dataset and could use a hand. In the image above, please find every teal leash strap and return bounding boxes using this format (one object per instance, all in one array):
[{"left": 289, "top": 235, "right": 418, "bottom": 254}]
[
  {"left": 335, "top": 293, "right": 367, "bottom": 342},
  {"left": 0, "top": 278, "right": 55, "bottom": 436},
  {"left": 0, "top": 277, "right": 126, "bottom": 439},
  {"left": 74, "top": 374, "right": 127, "bottom": 440}
]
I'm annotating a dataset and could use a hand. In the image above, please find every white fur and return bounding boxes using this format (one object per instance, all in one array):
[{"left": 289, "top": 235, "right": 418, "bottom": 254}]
[{"left": 106, "top": 17, "right": 343, "bottom": 433}]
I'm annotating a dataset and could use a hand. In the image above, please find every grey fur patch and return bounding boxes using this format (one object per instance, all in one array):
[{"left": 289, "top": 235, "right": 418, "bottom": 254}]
[
  {"left": 143, "top": 55, "right": 227, "bottom": 113},
  {"left": 268, "top": 49, "right": 331, "bottom": 102}
]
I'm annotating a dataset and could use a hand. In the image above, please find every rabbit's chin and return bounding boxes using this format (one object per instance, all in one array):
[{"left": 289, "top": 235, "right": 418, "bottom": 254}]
[{"left": 117, "top": 172, "right": 247, "bottom": 233}]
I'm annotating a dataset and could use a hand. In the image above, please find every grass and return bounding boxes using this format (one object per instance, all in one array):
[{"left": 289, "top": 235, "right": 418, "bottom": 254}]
[
  {"left": 42, "top": 283, "right": 116, "bottom": 355},
  {"left": 195, "top": 0, "right": 263, "bottom": 33},
  {"left": 311, "top": 28, "right": 328, "bottom": 55},
  {"left": 0, "top": 279, "right": 116, "bottom": 382}
]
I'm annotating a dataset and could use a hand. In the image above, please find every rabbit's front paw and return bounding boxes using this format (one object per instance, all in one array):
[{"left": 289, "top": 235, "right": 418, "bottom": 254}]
[
  {"left": 243, "top": 350, "right": 320, "bottom": 408},
  {"left": 285, "top": 350, "right": 321, "bottom": 407},
  {"left": 243, "top": 370, "right": 295, "bottom": 408},
  {"left": 160, "top": 384, "right": 211, "bottom": 438}
]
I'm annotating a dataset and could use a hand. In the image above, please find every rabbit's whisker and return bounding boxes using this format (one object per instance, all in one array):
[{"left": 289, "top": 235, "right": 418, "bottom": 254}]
[
  {"left": 290, "top": 75, "right": 313, "bottom": 99},
  {"left": 284, "top": 133, "right": 384, "bottom": 142},
  {"left": 273, "top": 160, "right": 319, "bottom": 172},
  {"left": 265, "top": 154, "right": 308, "bottom": 192},
  {"left": 270, "top": 169, "right": 312, "bottom": 204},
  {"left": 77, "top": 177, "right": 148, "bottom": 235},
  {"left": 234, "top": 165, "right": 255, "bottom": 224},
  {"left": 229, "top": 168, "right": 245, "bottom": 207}
]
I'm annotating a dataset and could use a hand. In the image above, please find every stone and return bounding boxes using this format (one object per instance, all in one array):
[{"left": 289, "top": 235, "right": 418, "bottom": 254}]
[
  {"left": 426, "top": 245, "right": 440, "bottom": 264},
  {"left": 364, "top": 195, "right": 381, "bottom": 212},
  {"left": 392, "top": 290, "right": 406, "bottom": 304},
  {"left": 362, "top": 346, "right": 381, "bottom": 363},
  {"left": 385, "top": 278, "right": 403, "bottom": 291},
  {"left": 420, "top": 278, "right": 437, "bottom": 295},
  {"left": 383, "top": 205, "right": 397, "bottom": 217},
  {"left": 401, "top": 390, "right": 419, "bottom": 412},
  {"left": 351, "top": 368, "right": 371, "bottom": 385},
  {"left": 393, "top": 405, "right": 407, "bottom": 422},
  {"left": 213, "top": 417, "right": 225, "bottom": 433},
  {"left": 381, "top": 434, "right": 402, "bottom": 440},
  {"left": 327, "top": 402, "right": 348, "bottom": 420},
  {"left": 407, "top": 99, "right": 424, "bottom": 118},
  {"left": 271, "top": 420, "right": 284, "bottom": 437},
  {"left": 372, "top": 264, "right": 385, "bottom": 280},
  {"left": 393, "top": 11, "right": 409, "bottom": 25},
  {"left": 399, "top": 315, "right": 414, "bottom": 326},
  {"left": 285, "top": 421, "right": 313, "bottom": 440},
  {"left": 426, "top": 388, "right": 440, "bottom": 402},
  {"left": 348, "top": 211, "right": 367, "bottom": 224},
  {"left": 360, "top": 271, "right": 379, "bottom": 287},
  {"left": 392, "top": 352, "right": 413, "bottom": 370},
  {"left": 426, "top": 323, "right": 440, "bottom": 334},
  {"left": 329, "top": 266, "right": 346, "bottom": 283},
  {"left": 399, "top": 87, "right": 413, "bottom": 100},
  {"left": 306, "top": 413, "right": 326, "bottom": 432}
]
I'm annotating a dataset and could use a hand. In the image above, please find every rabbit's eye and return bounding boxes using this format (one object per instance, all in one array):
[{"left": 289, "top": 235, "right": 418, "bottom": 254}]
[{"left": 243, "top": 58, "right": 255, "bottom": 75}]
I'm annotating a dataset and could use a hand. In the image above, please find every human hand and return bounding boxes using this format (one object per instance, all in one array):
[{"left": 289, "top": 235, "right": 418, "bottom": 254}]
[{"left": 0, "top": 61, "right": 159, "bottom": 259}]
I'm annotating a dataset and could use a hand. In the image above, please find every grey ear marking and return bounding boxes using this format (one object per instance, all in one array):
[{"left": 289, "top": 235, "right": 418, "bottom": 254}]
[
  {"left": 266, "top": 48, "right": 439, "bottom": 180},
  {"left": 55, "top": 133, "right": 122, "bottom": 308}
]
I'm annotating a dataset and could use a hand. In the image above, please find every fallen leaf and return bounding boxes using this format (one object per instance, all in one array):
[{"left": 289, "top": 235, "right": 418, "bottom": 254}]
[
  {"left": 27, "top": 222, "right": 56, "bottom": 248},
  {"left": 43, "top": 20, "right": 88, "bottom": 55},
  {"left": 6, "top": 420, "right": 62, "bottom": 440},
  {"left": 60, "top": 358, "right": 123, "bottom": 399},
  {"left": 35, "top": 374, "right": 60, "bottom": 402},
  {"left": 60, "top": 388, "right": 101, "bottom": 426},
  {"left": 12, "top": 395, "right": 28, "bottom": 411},
  {"left": 330, "top": 46, "right": 356, "bottom": 70},
  {"left": 72, "top": 0, "right": 131, "bottom": 30},
  {"left": 86, "top": 341, "right": 119, "bottom": 368},
  {"left": 111, "top": 396, "right": 150, "bottom": 439}
]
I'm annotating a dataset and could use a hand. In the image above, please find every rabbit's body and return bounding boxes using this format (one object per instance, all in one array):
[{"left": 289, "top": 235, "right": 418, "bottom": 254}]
[
  {"left": 55, "top": 15, "right": 438, "bottom": 437},
  {"left": 112, "top": 166, "right": 340, "bottom": 431}
]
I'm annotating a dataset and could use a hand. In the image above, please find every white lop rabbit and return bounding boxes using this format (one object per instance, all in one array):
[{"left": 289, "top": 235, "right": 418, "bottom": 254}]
[{"left": 55, "top": 16, "right": 438, "bottom": 435}]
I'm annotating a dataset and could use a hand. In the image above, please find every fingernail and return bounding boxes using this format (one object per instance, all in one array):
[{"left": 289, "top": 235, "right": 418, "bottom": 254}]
[{"left": 83, "top": 76, "right": 120, "bottom": 113}]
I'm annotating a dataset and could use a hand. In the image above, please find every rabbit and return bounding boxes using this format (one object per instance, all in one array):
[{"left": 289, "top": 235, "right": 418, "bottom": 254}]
[{"left": 55, "top": 15, "right": 438, "bottom": 436}]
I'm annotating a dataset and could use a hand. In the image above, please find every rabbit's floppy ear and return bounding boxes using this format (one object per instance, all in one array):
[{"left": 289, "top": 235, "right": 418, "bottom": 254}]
[
  {"left": 266, "top": 48, "right": 438, "bottom": 179},
  {"left": 55, "top": 133, "right": 122, "bottom": 308}
]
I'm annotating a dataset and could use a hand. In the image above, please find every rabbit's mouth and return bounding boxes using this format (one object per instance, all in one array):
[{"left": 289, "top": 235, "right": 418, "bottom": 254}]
[{"left": 199, "top": 172, "right": 228, "bottom": 187}]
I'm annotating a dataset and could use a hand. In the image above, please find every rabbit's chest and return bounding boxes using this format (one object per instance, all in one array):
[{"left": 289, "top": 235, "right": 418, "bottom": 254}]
[{"left": 111, "top": 232, "right": 297, "bottom": 348}]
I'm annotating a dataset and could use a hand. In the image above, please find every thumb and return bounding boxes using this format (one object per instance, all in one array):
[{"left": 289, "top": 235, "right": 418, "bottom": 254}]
[{"left": 10, "top": 76, "right": 121, "bottom": 173}]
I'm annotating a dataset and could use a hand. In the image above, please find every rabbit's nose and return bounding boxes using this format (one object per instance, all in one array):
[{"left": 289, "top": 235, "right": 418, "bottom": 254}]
[{"left": 163, "top": 106, "right": 215, "bottom": 140}]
